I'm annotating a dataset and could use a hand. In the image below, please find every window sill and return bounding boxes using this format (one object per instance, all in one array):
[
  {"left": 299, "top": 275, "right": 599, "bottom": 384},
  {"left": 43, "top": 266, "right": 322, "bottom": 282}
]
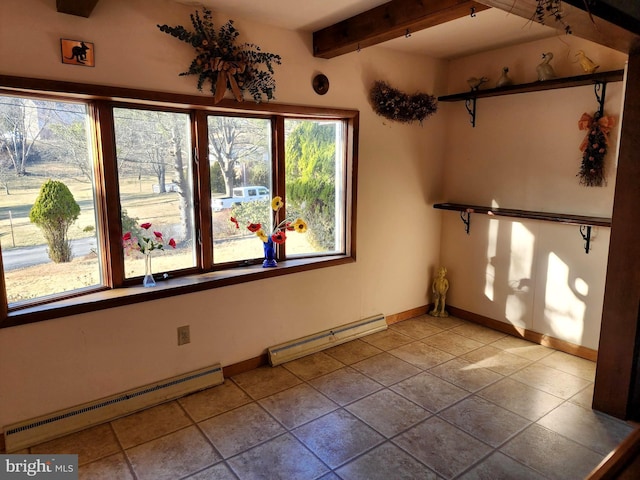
[{"left": 3, "top": 255, "right": 354, "bottom": 328}]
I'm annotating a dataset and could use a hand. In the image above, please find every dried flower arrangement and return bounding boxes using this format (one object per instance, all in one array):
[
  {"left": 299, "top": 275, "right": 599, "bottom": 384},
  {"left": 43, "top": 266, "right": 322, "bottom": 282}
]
[
  {"left": 577, "top": 111, "right": 615, "bottom": 187},
  {"left": 534, "top": 0, "right": 572, "bottom": 34},
  {"left": 369, "top": 81, "right": 438, "bottom": 125},
  {"left": 158, "top": 8, "right": 281, "bottom": 104}
]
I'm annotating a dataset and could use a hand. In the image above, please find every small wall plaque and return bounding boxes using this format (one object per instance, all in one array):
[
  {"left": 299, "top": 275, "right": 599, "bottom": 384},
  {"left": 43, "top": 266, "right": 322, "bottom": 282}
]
[{"left": 61, "top": 39, "right": 94, "bottom": 67}]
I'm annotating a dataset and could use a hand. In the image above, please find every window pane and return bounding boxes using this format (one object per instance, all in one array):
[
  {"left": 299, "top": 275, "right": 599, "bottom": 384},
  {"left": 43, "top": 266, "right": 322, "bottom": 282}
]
[
  {"left": 0, "top": 96, "right": 101, "bottom": 305},
  {"left": 209, "top": 116, "right": 272, "bottom": 264},
  {"left": 113, "top": 107, "right": 196, "bottom": 279},
  {"left": 285, "top": 119, "right": 346, "bottom": 256}
]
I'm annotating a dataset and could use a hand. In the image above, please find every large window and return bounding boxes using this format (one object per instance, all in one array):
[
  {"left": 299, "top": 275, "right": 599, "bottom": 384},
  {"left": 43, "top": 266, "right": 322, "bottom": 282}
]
[
  {"left": 0, "top": 96, "right": 101, "bottom": 306},
  {"left": 0, "top": 78, "right": 358, "bottom": 326},
  {"left": 113, "top": 107, "right": 196, "bottom": 278},
  {"left": 209, "top": 115, "right": 273, "bottom": 265},
  {"left": 285, "top": 119, "right": 346, "bottom": 256}
]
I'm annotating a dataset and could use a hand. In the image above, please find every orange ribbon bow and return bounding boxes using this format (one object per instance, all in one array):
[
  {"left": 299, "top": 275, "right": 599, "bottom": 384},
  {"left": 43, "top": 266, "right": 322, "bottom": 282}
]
[
  {"left": 578, "top": 112, "right": 615, "bottom": 152},
  {"left": 210, "top": 57, "right": 248, "bottom": 104}
]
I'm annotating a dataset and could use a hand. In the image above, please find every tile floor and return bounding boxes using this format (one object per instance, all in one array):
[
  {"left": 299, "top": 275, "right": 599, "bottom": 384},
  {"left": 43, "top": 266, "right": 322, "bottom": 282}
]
[{"left": 27, "top": 315, "right": 635, "bottom": 479}]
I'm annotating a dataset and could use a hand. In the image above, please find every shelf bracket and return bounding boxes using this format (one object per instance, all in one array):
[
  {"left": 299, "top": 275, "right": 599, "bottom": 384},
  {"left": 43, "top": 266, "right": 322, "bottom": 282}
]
[
  {"left": 594, "top": 82, "right": 607, "bottom": 116},
  {"left": 464, "top": 97, "right": 476, "bottom": 127},
  {"left": 460, "top": 211, "right": 471, "bottom": 234},
  {"left": 580, "top": 225, "right": 592, "bottom": 254}
]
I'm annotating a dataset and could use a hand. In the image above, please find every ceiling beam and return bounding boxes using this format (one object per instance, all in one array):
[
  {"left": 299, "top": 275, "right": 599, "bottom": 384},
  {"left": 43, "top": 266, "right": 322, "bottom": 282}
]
[
  {"left": 313, "top": 0, "right": 490, "bottom": 59},
  {"left": 56, "top": 0, "right": 99, "bottom": 18},
  {"left": 562, "top": 0, "right": 640, "bottom": 36},
  {"left": 475, "top": 0, "right": 640, "bottom": 54}
]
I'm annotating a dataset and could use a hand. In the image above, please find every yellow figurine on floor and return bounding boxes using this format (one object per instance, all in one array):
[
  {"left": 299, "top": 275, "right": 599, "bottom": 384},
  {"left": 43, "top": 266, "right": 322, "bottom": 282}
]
[{"left": 430, "top": 266, "right": 449, "bottom": 317}]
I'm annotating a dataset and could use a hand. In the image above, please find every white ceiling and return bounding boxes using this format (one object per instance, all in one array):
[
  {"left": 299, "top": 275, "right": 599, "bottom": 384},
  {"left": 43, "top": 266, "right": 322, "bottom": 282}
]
[{"left": 178, "top": 0, "right": 560, "bottom": 59}]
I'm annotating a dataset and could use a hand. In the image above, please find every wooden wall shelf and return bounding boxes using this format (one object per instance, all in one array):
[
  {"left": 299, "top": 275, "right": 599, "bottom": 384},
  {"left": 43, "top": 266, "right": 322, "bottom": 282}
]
[
  {"left": 437, "top": 70, "right": 625, "bottom": 102},
  {"left": 438, "top": 70, "right": 624, "bottom": 127},
  {"left": 433, "top": 202, "right": 612, "bottom": 253}
]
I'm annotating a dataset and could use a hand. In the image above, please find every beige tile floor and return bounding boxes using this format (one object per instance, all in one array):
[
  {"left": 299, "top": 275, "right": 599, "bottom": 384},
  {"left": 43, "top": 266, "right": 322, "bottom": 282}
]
[{"left": 27, "top": 315, "right": 635, "bottom": 479}]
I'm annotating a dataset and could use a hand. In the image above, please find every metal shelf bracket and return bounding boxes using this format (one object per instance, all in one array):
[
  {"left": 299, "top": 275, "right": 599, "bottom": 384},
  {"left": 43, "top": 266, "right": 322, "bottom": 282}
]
[
  {"left": 460, "top": 211, "right": 471, "bottom": 234},
  {"left": 580, "top": 225, "right": 593, "bottom": 254},
  {"left": 594, "top": 82, "right": 607, "bottom": 116},
  {"left": 465, "top": 97, "right": 476, "bottom": 127}
]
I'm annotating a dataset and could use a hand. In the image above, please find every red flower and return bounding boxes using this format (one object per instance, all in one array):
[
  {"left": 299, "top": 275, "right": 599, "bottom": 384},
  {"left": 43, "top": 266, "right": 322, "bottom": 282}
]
[
  {"left": 272, "top": 231, "right": 287, "bottom": 244},
  {"left": 230, "top": 217, "right": 240, "bottom": 229},
  {"left": 168, "top": 238, "right": 176, "bottom": 248},
  {"left": 140, "top": 222, "right": 152, "bottom": 230},
  {"left": 123, "top": 232, "right": 132, "bottom": 241},
  {"left": 247, "top": 223, "right": 262, "bottom": 233},
  {"left": 285, "top": 222, "right": 295, "bottom": 231},
  {"left": 153, "top": 231, "right": 163, "bottom": 240}
]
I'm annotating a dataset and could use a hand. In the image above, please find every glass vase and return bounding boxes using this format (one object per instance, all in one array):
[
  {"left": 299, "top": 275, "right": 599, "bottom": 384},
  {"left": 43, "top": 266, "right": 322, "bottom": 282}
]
[
  {"left": 263, "top": 238, "right": 277, "bottom": 268},
  {"left": 143, "top": 254, "right": 156, "bottom": 287}
]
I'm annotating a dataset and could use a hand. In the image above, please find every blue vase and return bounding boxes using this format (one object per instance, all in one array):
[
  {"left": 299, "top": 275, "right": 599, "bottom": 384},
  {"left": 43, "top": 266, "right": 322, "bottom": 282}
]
[{"left": 263, "top": 238, "right": 277, "bottom": 268}]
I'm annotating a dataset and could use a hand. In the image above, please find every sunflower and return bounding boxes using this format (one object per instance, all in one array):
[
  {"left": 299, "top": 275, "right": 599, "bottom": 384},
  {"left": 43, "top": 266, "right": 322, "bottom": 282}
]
[
  {"left": 291, "top": 218, "right": 308, "bottom": 233},
  {"left": 256, "top": 229, "right": 268, "bottom": 243},
  {"left": 271, "top": 196, "right": 284, "bottom": 211}
]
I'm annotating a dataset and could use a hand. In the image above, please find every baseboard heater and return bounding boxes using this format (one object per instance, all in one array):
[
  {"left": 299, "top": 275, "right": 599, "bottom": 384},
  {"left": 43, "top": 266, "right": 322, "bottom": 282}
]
[
  {"left": 268, "top": 314, "right": 387, "bottom": 366},
  {"left": 3, "top": 363, "right": 224, "bottom": 453}
]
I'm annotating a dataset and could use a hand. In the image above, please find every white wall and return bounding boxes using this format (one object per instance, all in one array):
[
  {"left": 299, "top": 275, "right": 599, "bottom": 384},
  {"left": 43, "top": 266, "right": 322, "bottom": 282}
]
[
  {"left": 0, "top": 0, "right": 447, "bottom": 426},
  {"left": 439, "top": 36, "right": 628, "bottom": 349}
]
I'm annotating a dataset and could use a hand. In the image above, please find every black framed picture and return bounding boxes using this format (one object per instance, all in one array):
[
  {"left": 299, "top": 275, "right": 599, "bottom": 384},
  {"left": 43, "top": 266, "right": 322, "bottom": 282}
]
[{"left": 61, "top": 39, "right": 94, "bottom": 67}]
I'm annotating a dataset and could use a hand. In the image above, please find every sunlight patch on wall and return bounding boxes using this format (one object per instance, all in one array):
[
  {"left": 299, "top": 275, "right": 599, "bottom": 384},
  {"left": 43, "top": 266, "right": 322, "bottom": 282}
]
[
  {"left": 574, "top": 277, "right": 589, "bottom": 296},
  {"left": 505, "top": 222, "right": 534, "bottom": 324},
  {"left": 544, "top": 252, "right": 586, "bottom": 344},
  {"left": 484, "top": 200, "right": 500, "bottom": 302}
]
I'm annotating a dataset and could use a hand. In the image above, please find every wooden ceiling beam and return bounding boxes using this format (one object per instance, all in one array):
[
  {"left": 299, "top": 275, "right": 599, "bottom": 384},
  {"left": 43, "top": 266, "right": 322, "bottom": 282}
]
[
  {"left": 313, "top": 0, "right": 489, "bottom": 59},
  {"left": 475, "top": 0, "right": 640, "bottom": 54},
  {"left": 56, "top": 0, "right": 100, "bottom": 18},
  {"left": 562, "top": 0, "right": 640, "bottom": 37}
]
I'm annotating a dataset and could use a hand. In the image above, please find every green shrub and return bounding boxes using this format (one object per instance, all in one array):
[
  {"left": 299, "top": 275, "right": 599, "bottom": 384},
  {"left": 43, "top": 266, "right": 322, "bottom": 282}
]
[
  {"left": 29, "top": 179, "right": 80, "bottom": 263},
  {"left": 120, "top": 208, "right": 140, "bottom": 237}
]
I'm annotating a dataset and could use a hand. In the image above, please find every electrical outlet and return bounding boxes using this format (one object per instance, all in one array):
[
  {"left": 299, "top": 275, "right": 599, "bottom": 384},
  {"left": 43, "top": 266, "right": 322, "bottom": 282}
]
[{"left": 177, "top": 325, "right": 190, "bottom": 345}]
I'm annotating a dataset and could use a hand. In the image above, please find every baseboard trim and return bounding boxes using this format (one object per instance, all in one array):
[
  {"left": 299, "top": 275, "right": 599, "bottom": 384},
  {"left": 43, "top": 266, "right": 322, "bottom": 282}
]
[
  {"left": 586, "top": 426, "right": 640, "bottom": 479},
  {"left": 448, "top": 306, "right": 598, "bottom": 361},
  {"left": 386, "top": 305, "right": 431, "bottom": 325},
  {"left": 223, "top": 354, "right": 269, "bottom": 378}
]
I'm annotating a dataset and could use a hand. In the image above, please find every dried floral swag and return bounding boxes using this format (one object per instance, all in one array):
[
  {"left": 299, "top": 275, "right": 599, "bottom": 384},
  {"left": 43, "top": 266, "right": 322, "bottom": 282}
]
[
  {"left": 577, "top": 111, "right": 615, "bottom": 187},
  {"left": 534, "top": 0, "right": 572, "bottom": 34},
  {"left": 158, "top": 8, "right": 281, "bottom": 103},
  {"left": 369, "top": 81, "right": 438, "bottom": 124}
]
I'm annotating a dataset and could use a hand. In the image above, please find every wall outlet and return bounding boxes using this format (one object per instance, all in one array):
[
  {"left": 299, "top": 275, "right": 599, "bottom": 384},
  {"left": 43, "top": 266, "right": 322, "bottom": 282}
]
[{"left": 177, "top": 325, "right": 190, "bottom": 345}]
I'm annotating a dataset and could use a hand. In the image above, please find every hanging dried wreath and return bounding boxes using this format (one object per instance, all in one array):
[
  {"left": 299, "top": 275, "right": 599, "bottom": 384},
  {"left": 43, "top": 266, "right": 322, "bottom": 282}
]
[
  {"left": 534, "top": 0, "right": 572, "bottom": 34},
  {"left": 577, "top": 111, "right": 615, "bottom": 187},
  {"left": 158, "top": 8, "right": 281, "bottom": 104},
  {"left": 369, "top": 81, "right": 437, "bottom": 124}
]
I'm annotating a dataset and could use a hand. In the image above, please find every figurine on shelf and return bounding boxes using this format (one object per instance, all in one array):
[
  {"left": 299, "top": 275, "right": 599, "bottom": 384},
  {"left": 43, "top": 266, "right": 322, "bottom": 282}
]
[
  {"left": 496, "top": 67, "right": 513, "bottom": 87},
  {"left": 536, "top": 52, "right": 556, "bottom": 81},
  {"left": 430, "top": 266, "right": 449, "bottom": 318},
  {"left": 576, "top": 50, "right": 599, "bottom": 74},
  {"left": 467, "top": 76, "right": 489, "bottom": 91}
]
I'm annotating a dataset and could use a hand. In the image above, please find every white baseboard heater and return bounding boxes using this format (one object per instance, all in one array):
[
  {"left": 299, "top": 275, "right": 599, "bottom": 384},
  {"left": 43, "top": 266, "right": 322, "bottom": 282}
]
[
  {"left": 3, "top": 363, "right": 224, "bottom": 453},
  {"left": 268, "top": 314, "right": 387, "bottom": 366}
]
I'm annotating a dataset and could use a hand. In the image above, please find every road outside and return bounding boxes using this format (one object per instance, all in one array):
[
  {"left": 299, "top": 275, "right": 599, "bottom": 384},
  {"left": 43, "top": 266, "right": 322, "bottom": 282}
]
[{"left": 2, "top": 237, "right": 97, "bottom": 271}]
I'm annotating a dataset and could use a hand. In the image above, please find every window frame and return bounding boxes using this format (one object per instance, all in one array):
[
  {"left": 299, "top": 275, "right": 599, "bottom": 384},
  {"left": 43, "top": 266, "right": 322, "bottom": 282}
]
[{"left": 0, "top": 75, "right": 359, "bottom": 328}]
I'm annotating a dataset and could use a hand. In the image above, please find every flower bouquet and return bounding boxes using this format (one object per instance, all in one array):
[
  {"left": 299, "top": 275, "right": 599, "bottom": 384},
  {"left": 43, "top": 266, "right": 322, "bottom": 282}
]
[
  {"left": 123, "top": 222, "right": 176, "bottom": 287},
  {"left": 230, "top": 196, "right": 307, "bottom": 267}
]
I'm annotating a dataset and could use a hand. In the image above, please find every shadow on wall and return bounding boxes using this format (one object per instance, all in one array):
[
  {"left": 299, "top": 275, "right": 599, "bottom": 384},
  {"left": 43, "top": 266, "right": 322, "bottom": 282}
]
[{"left": 466, "top": 199, "right": 592, "bottom": 346}]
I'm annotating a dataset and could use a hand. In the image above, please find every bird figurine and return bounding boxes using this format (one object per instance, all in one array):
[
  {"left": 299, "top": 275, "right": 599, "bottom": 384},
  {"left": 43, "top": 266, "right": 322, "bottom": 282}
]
[
  {"left": 496, "top": 67, "right": 513, "bottom": 87},
  {"left": 536, "top": 52, "right": 556, "bottom": 81},
  {"left": 467, "top": 76, "right": 489, "bottom": 91},
  {"left": 576, "top": 50, "right": 599, "bottom": 74}
]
